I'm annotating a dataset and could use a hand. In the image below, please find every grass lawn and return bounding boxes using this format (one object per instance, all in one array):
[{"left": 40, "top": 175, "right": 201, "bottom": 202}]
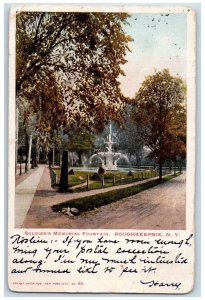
[
  {"left": 52, "top": 169, "right": 94, "bottom": 186},
  {"left": 51, "top": 167, "right": 160, "bottom": 190},
  {"left": 52, "top": 174, "right": 179, "bottom": 214},
  {"left": 74, "top": 171, "right": 153, "bottom": 192}
]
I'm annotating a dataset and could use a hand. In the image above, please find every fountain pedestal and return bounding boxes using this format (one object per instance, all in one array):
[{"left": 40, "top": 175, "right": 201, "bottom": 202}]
[{"left": 93, "top": 123, "right": 121, "bottom": 171}]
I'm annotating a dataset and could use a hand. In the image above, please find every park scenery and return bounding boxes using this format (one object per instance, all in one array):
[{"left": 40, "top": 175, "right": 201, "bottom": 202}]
[{"left": 15, "top": 9, "right": 187, "bottom": 229}]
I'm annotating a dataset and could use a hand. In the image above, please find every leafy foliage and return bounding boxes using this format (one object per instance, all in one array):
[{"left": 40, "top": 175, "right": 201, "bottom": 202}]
[
  {"left": 16, "top": 12, "right": 133, "bottom": 132},
  {"left": 116, "top": 108, "right": 144, "bottom": 165},
  {"left": 67, "top": 130, "right": 95, "bottom": 165},
  {"left": 132, "top": 69, "right": 186, "bottom": 179}
]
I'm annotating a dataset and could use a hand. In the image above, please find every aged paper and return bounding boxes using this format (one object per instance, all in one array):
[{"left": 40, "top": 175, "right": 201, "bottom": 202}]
[{"left": 8, "top": 5, "right": 195, "bottom": 293}]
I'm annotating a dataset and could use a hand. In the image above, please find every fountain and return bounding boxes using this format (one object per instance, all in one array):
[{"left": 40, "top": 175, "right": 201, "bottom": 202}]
[{"left": 90, "top": 123, "right": 122, "bottom": 171}]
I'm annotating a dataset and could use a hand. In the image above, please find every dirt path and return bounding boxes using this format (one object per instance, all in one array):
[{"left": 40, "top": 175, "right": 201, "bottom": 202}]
[
  {"left": 16, "top": 166, "right": 38, "bottom": 187},
  {"left": 15, "top": 165, "right": 45, "bottom": 228},
  {"left": 23, "top": 172, "right": 186, "bottom": 230}
]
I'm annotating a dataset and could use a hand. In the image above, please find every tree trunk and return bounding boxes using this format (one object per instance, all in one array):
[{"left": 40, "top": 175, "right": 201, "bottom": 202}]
[
  {"left": 174, "top": 161, "right": 176, "bottom": 175},
  {"left": 136, "top": 154, "right": 141, "bottom": 168},
  {"left": 32, "top": 149, "right": 37, "bottom": 168},
  {"left": 59, "top": 151, "right": 62, "bottom": 167},
  {"left": 31, "top": 139, "right": 37, "bottom": 169},
  {"left": 179, "top": 161, "right": 182, "bottom": 173},
  {"left": 52, "top": 146, "right": 55, "bottom": 167},
  {"left": 78, "top": 152, "right": 82, "bottom": 167},
  {"left": 28, "top": 134, "right": 32, "bottom": 170},
  {"left": 35, "top": 138, "right": 38, "bottom": 167},
  {"left": 159, "top": 160, "right": 163, "bottom": 182},
  {"left": 31, "top": 156, "right": 34, "bottom": 169},
  {"left": 19, "top": 151, "right": 22, "bottom": 176},
  {"left": 59, "top": 150, "right": 69, "bottom": 192},
  {"left": 48, "top": 150, "right": 53, "bottom": 168},
  {"left": 34, "top": 151, "right": 38, "bottom": 167},
  {"left": 25, "top": 134, "right": 29, "bottom": 173}
]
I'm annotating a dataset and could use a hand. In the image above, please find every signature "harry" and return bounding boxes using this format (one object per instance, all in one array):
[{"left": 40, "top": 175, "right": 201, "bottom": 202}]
[{"left": 140, "top": 279, "right": 181, "bottom": 290}]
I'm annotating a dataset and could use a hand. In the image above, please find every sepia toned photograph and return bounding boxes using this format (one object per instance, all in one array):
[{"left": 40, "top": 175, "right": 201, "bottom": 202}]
[{"left": 13, "top": 6, "right": 192, "bottom": 230}]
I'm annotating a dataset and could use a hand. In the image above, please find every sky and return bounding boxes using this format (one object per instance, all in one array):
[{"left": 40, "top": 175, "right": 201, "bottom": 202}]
[{"left": 119, "top": 13, "right": 187, "bottom": 98}]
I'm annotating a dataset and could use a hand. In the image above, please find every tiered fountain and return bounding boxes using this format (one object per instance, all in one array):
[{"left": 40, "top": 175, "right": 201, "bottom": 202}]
[{"left": 91, "top": 123, "right": 122, "bottom": 171}]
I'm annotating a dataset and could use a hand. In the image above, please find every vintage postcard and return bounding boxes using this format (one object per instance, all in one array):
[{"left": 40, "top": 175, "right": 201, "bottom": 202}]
[{"left": 8, "top": 4, "right": 196, "bottom": 293}]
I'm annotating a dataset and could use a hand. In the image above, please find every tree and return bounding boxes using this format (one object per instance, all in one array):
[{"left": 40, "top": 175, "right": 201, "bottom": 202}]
[
  {"left": 67, "top": 130, "right": 95, "bottom": 166},
  {"left": 17, "top": 73, "right": 67, "bottom": 172},
  {"left": 16, "top": 12, "right": 132, "bottom": 132},
  {"left": 116, "top": 107, "right": 144, "bottom": 166},
  {"left": 17, "top": 97, "right": 37, "bottom": 172},
  {"left": 132, "top": 69, "right": 186, "bottom": 181},
  {"left": 16, "top": 12, "right": 133, "bottom": 189}
]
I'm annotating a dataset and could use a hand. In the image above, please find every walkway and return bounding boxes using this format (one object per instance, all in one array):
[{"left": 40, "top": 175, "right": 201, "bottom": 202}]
[
  {"left": 23, "top": 172, "right": 186, "bottom": 229},
  {"left": 22, "top": 167, "right": 184, "bottom": 228},
  {"left": 15, "top": 165, "right": 45, "bottom": 228},
  {"left": 16, "top": 166, "right": 38, "bottom": 187}
]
